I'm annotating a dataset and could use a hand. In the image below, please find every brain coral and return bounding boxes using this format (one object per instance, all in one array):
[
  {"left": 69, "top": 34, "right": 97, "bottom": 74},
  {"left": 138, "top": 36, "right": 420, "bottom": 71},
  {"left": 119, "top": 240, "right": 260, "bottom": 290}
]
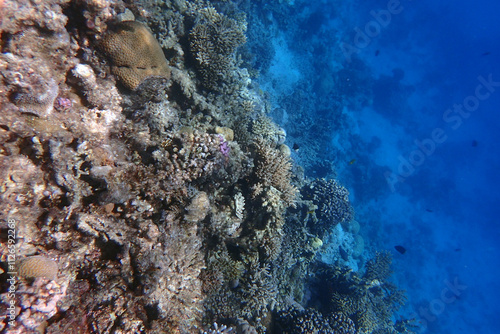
[
  {"left": 99, "top": 21, "right": 171, "bottom": 90},
  {"left": 18, "top": 255, "right": 58, "bottom": 280}
]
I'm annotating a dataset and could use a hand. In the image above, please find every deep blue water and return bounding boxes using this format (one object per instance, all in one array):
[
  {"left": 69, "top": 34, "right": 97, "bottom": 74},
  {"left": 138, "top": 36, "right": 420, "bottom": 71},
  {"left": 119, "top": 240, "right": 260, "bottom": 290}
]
[{"left": 254, "top": 0, "right": 500, "bottom": 332}]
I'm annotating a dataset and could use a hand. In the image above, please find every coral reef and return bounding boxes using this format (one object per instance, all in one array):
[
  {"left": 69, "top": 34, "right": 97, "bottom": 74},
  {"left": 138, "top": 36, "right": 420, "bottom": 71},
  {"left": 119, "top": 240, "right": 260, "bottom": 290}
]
[
  {"left": 0, "top": 0, "right": 412, "bottom": 333},
  {"left": 311, "top": 253, "right": 408, "bottom": 334},
  {"left": 275, "top": 308, "right": 356, "bottom": 334},
  {"left": 251, "top": 115, "right": 287, "bottom": 146}
]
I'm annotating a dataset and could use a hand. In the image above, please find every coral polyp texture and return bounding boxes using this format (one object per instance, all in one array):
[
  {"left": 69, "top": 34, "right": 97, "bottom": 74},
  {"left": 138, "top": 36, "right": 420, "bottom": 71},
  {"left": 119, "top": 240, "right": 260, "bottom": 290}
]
[
  {"left": 17, "top": 256, "right": 59, "bottom": 280},
  {"left": 99, "top": 20, "right": 171, "bottom": 90},
  {"left": 0, "top": 0, "right": 412, "bottom": 333}
]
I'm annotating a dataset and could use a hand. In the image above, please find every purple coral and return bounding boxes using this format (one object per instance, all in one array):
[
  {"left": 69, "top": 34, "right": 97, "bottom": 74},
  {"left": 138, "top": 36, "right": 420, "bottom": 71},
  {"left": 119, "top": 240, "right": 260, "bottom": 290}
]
[
  {"left": 218, "top": 135, "right": 231, "bottom": 157},
  {"left": 55, "top": 97, "right": 72, "bottom": 111}
]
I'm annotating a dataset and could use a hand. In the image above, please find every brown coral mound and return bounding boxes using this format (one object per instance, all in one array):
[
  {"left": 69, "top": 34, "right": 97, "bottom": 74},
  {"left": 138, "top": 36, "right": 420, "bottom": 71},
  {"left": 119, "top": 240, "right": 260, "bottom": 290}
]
[
  {"left": 99, "top": 20, "right": 171, "bottom": 90},
  {"left": 18, "top": 256, "right": 59, "bottom": 280}
]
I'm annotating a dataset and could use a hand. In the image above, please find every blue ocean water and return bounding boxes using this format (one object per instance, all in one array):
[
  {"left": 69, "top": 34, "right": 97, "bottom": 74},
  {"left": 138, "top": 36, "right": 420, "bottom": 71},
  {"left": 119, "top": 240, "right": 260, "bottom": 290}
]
[{"left": 254, "top": 0, "right": 500, "bottom": 332}]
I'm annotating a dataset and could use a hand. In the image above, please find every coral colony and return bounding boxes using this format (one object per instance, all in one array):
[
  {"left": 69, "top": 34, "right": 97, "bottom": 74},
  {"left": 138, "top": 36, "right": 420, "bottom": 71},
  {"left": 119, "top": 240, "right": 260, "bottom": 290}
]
[
  {"left": 0, "top": 0, "right": 412, "bottom": 333},
  {"left": 218, "top": 135, "right": 231, "bottom": 157}
]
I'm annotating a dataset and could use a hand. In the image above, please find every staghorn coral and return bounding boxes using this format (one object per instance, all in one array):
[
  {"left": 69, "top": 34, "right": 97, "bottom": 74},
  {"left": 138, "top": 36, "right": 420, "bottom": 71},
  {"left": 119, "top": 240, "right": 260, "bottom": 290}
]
[
  {"left": 203, "top": 248, "right": 281, "bottom": 332},
  {"left": 240, "top": 260, "right": 277, "bottom": 324},
  {"left": 99, "top": 20, "right": 171, "bottom": 90},
  {"left": 303, "top": 178, "right": 354, "bottom": 238},
  {"left": 189, "top": 5, "right": 246, "bottom": 90}
]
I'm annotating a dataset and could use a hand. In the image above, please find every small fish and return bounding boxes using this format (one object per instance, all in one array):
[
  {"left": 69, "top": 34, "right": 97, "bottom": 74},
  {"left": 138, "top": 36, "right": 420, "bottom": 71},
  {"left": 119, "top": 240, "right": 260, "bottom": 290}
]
[
  {"left": 349, "top": 159, "right": 356, "bottom": 165},
  {"left": 375, "top": 49, "right": 380, "bottom": 56},
  {"left": 426, "top": 209, "right": 433, "bottom": 213},
  {"left": 481, "top": 51, "right": 490, "bottom": 56},
  {"left": 306, "top": 210, "right": 315, "bottom": 215},
  {"left": 339, "top": 246, "right": 349, "bottom": 261},
  {"left": 472, "top": 140, "right": 478, "bottom": 147},
  {"left": 293, "top": 143, "right": 300, "bottom": 151},
  {"left": 394, "top": 245, "right": 406, "bottom": 254},
  {"left": 455, "top": 248, "right": 461, "bottom": 252}
]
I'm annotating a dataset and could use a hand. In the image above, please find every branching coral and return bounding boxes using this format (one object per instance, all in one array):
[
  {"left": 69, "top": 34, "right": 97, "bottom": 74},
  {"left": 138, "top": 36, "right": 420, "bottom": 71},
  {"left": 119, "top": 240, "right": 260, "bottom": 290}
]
[
  {"left": 312, "top": 253, "right": 408, "bottom": 334},
  {"left": 251, "top": 115, "right": 287, "bottom": 146},
  {"left": 275, "top": 307, "right": 356, "bottom": 334},
  {"left": 251, "top": 138, "right": 298, "bottom": 210},
  {"left": 303, "top": 178, "right": 354, "bottom": 238},
  {"left": 189, "top": 5, "right": 246, "bottom": 90},
  {"left": 242, "top": 137, "right": 299, "bottom": 260}
]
